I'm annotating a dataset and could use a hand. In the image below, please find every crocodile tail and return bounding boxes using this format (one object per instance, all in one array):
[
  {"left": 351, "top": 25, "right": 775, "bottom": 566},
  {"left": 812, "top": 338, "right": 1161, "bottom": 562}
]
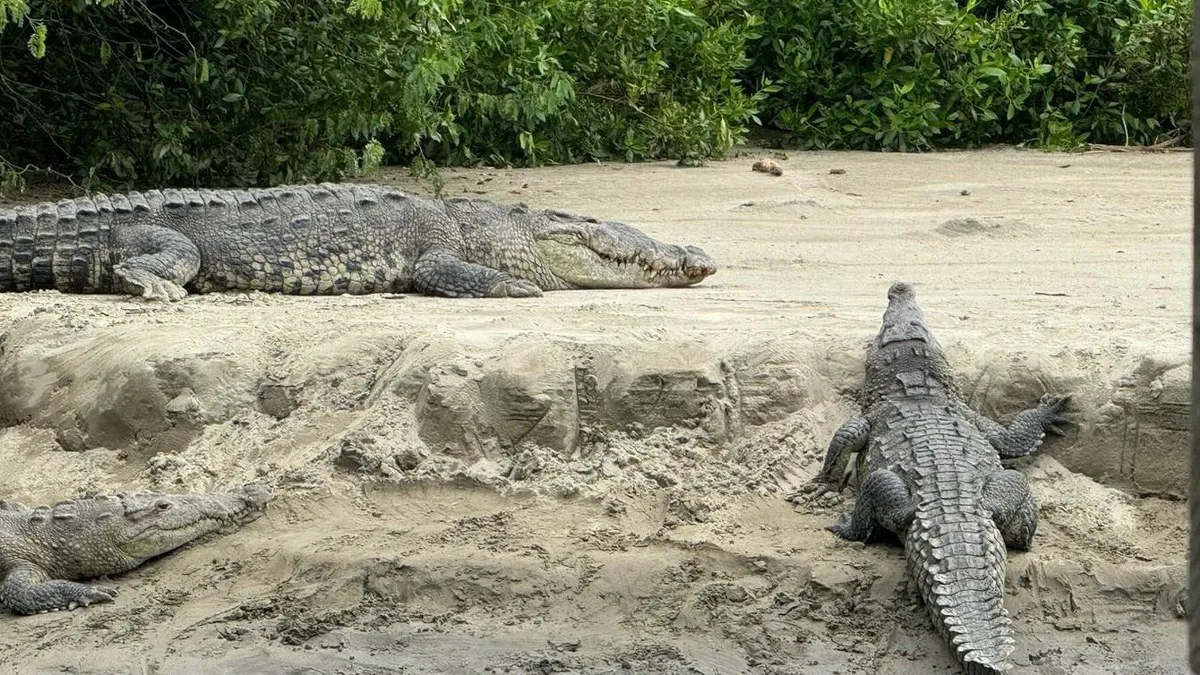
[
  {"left": 0, "top": 193, "right": 134, "bottom": 293},
  {"left": 906, "top": 504, "right": 1014, "bottom": 674}
]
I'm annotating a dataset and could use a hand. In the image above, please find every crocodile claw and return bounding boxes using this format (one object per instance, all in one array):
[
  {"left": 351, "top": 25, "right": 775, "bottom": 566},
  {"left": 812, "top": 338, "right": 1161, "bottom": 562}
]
[
  {"left": 114, "top": 265, "right": 189, "bottom": 302},
  {"left": 77, "top": 585, "right": 118, "bottom": 607},
  {"left": 826, "top": 514, "right": 855, "bottom": 540},
  {"left": 52, "top": 583, "right": 117, "bottom": 613},
  {"left": 487, "top": 278, "right": 543, "bottom": 298},
  {"left": 787, "top": 479, "right": 840, "bottom": 506},
  {"left": 1039, "top": 394, "right": 1073, "bottom": 435},
  {"left": 1040, "top": 393, "right": 1071, "bottom": 411}
]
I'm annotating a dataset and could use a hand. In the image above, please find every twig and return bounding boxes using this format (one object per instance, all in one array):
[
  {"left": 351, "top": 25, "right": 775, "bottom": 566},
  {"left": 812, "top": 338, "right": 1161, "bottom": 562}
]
[
  {"left": 1121, "top": 102, "right": 1129, "bottom": 146},
  {"left": 1087, "top": 134, "right": 1186, "bottom": 153},
  {"left": 578, "top": 90, "right": 665, "bottom": 125}
]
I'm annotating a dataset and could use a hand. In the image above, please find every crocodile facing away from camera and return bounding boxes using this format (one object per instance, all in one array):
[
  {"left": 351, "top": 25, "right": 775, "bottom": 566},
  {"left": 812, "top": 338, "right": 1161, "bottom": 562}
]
[
  {"left": 0, "top": 484, "right": 270, "bottom": 615},
  {"left": 793, "top": 281, "right": 1070, "bottom": 674},
  {"left": 0, "top": 183, "right": 717, "bottom": 301}
]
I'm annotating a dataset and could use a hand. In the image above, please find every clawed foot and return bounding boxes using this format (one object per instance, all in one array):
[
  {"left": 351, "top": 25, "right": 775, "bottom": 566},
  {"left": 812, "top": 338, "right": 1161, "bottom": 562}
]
[
  {"left": 67, "top": 584, "right": 117, "bottom": 611},
  {"left": 825, "top": 514, "right": 854, "bottom": 540},
  {"left": 486, "top": 278, "right": 543, "bottom": 298},
  {"left": 787, "top": 479, "right": 842, "bottom": 506},
  {"left": 115, "top": 265, "right": 188, "bottom": 302},
  {"left": 1038, "top": 393, "right": 1073, "bottom": 436},
  {"left": 27, "top": 582, "right": 117, "bottom": 614},
  {"left": 825, "top": 513, "right": 877, "bottom": 543}
]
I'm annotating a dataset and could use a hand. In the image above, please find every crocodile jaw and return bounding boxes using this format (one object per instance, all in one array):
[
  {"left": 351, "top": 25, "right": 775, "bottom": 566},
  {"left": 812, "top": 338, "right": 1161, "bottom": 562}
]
[
  {"left": 534, "top": 218, "right": 716, "bottom": 289},
  {"left": 117, "top": 485, "right": 269, "bottom": 561},
  {"left": 536, "top": 240, "right": 714, "bottom": 288}
]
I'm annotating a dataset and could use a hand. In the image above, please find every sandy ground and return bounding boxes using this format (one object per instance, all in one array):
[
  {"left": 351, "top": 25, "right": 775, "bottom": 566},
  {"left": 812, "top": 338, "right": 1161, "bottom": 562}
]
[{"left": 0, "top": 149, "right": 1190, "bottom": 674}]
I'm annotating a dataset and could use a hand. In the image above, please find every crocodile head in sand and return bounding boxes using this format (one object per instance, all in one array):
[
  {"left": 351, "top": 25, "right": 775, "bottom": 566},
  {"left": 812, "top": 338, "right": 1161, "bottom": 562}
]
[
  {"left": 0, "top": 484, "right": 272, "bottom": 615},
  {"left": 108, "top": 484, "right": 271, "bottom": 561},
  {"left": 530, "top": 209, "right": 717, "bottom": 289}
]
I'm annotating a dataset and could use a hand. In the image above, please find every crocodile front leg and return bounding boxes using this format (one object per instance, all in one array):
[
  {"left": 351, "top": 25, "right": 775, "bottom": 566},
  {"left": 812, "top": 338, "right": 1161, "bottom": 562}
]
[
  {"left": 111, "top": 224, "right": 201, "bottom": 301},
  {"left": 981, "top": 469, "right": 1038, "bottom": 550},
  {"left": 829, "top": 468, "right": 915, "bottom": 542},
  {"left": 1, "top": 566, "right": 117, "bottom": 615},
  {"left": 413, "top": 250, "right": 543, "bottom": 298},
  {"left": 972, "top": 394, "right": 1071, "bottom": 459},
  {"left": 789, "top": 416, "right": 870, "bottom": 503}
]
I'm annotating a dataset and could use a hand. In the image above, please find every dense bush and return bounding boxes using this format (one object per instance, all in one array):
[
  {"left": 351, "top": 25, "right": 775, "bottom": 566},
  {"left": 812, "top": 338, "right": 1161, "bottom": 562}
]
[
  {"left": 747, "top": 0, "right": 1192, "bottom": 150},
  {"left": 405, "top": 0, "right": 767, "bottom": 166},
  {"left": 0, "top": 0, "right": 402, "bottom": 190},
  {"left": 0, "top": 0, "right": 765, "bottom": 190},
  {"left": 0, "top": 0, "right": 1190, "bottom": 191}
]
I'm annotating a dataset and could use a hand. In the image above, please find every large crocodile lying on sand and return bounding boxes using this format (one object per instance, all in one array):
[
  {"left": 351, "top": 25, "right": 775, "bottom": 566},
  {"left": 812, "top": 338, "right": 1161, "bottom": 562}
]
[
  {"left": 0, "top": 183, "right": 716, "bottom": 300},
  {"left": 793, "top": 282, "right": 1070, "bottom": 674},
  {"left": 0, "top": 484, "right": 270, "bottom": 615}
]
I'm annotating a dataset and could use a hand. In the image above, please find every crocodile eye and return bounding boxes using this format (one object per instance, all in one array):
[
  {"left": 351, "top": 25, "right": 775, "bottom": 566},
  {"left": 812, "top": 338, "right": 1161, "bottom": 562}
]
[
  {"left": 156, "top": 501, "right": 172, "bottom": 510},
  {"left": 542, "top": 228, "right": 585, "bottom": 245}
]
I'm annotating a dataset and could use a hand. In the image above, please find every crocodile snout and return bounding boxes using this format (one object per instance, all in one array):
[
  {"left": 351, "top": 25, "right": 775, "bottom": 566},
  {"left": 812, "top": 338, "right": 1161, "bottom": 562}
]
[{"left": 887, "top": 280, "right": 915, "bottom": 301}]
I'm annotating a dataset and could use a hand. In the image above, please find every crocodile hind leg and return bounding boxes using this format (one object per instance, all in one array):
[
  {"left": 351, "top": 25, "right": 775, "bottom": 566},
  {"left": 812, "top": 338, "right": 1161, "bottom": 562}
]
[
  {"left": 0, "top": 566, "right": 116, "bottom": 615},
  {"left": 111, "top": 224, "right": 201, "bottom": 301},
  {"left": 981, "top": 469, "right": 1037, "bottom": 550},
  {"left": 829, "top": 469, "right": 915, "bottom": 543},
  {"left": 413, "top": 249, "right": 543, "bottom": 298},
  {"left": 972, "top": 394, "right": 1072, "bottom": 459},
  {"left": 788, "top": 417, "right": 870, "bottom": 504}
]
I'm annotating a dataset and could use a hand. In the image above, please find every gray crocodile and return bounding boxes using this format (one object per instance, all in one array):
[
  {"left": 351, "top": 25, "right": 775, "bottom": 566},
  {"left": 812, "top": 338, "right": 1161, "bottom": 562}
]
[
  {"left": 793, "top": 282, "right": 1070, "bottom": 674},
  {"left": 0, "top": 484, "right": 270, "bottom": 615},
  {"left": 0, "top": 183, "right": 716, "bottom": 300}
]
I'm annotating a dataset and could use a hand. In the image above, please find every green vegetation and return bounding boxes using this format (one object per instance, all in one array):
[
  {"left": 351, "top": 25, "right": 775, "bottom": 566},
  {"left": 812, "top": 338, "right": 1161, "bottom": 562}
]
[
  {"left": 0, "top": 0, "right": 1189, "bottom": 192},
  {"left": 749, "top": 0, "right": 1192, "bottom": 151}
]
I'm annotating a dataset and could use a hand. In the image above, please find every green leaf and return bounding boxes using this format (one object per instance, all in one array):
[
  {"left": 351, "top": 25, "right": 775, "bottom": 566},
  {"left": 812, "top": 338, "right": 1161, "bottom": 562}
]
[
  {"left": 222, "top": 92, "right": 244, "bottom": 103},
  {"left": 27, "top": 21, "right": 46, "bottom": 59}
]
